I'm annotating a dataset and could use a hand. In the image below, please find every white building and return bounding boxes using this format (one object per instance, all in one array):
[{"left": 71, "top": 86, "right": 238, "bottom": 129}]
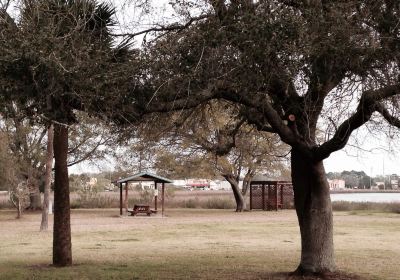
[
  {"left": 210, "top": 180, "right": 234, "bottom": 191},
  {"left": 328, "top": 179, "right": 345, "bottom": 190},
  {"left": 390, "top": 179, "right": 399, "bottom": 189},
  {"left": 172, "top": 180, "right": 186, "bottom": 188}
]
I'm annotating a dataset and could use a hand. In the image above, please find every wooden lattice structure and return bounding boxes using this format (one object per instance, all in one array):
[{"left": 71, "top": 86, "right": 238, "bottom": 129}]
[{"left": 250, "top": 176, "right": 294, "bottom": 211}]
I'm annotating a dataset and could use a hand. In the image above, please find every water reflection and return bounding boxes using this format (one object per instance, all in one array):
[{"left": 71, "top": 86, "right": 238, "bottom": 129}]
[{"left": 330, "top": 193, "right": 400, "bottom": 202}]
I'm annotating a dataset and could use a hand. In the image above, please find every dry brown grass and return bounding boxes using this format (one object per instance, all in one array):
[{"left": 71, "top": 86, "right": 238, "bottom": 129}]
[{"left": 0, "top": 209, "right": 399, "bottom": 279}]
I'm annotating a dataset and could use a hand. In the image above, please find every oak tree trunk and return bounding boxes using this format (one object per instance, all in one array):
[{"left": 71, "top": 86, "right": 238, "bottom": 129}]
[
  {"left": 41, "top": 125, "right": 54, "bottom": 231},
  {"left": 52, "top": 124, "right": 72, "bottom": 266},
  {"left": 291, "top": 149, "right": 335, "bottom": 274},
  {"left": 241, "top": 173, "right": 253, "bottom": 197},
  {"left": 223, "top": 175, "right": 246, "bottom": 212}
]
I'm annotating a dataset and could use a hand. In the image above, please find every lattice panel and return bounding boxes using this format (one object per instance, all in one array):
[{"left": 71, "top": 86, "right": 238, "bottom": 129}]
[
  {"left": 266, "top": 184, "right": 278, "bottom": 210},
  {"left": 250, "top": 182, "right": 294, "bottom": 210},
  {"left": 281, "top": 184, "right": 294, "bottom": 209},
  {"left": 251, "top": 185, "right": 263, "bottom": 209}
]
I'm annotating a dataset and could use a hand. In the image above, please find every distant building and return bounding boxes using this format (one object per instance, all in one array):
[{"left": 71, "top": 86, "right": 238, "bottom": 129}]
[
  {"left": 185, "top": 179, "right": 210, "bottom": 190},
  {"left": 129, "top": 181, "right": 154, "bottom": 189},
  {"left": 374, "top": 181, "right": 385, "bottom": 190},
  {"left": 84, "top": 177, "right": 97, "bottom": 190},
  {"left": 210, "top": 180, "right": 235, "bottom": 191},
  {"left": 172, "top": 180, "right": 186, "bottom": 188},
  {"left": 390, "top": 174, "right": 398, "bottom": 189},
  {"left": 89, "top": 177, "right": 97, "bottom": 186},
  {"left": 328, "top": 179, "right": 345, "bottom": 190}
]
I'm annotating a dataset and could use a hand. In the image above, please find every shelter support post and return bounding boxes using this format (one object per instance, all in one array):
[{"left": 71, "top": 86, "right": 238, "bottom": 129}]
[
  {"left": 155, "top": 183, "right": 158, "bottom": 211},
  {"left": 268, "top": 184, "right": 272, "bottom": 210},
  {"left": 275, "top": 182, "right": 278, "bottom": 211},
  {"left": 125, "top": 183, "right": 129, "bottom": 213},
  {"left": 119, "top": 183, "right": 123, "bottom": 216},
  {"left": 249, "top": 183, "right": 253, "bottom": 210},
  {"left": 262, "top": 184, "right": 265, "bottom": 210},
  {"left": 162, "top": 183, "right": 165, "bottom": 217}
]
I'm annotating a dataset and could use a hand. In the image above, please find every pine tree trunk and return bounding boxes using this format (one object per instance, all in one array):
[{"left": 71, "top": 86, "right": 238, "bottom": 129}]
[
  {"left": 223, "top": 175, "right": 246, "bottom": 212},
  {"left": 291, "top": 149, "right": 335, "bottom": 274},
  {"left": 41, "top": 125, "right": 54, "bottom": 231},
  {"left": 52, "top": 124, "right": 72, "bottom": 266}
]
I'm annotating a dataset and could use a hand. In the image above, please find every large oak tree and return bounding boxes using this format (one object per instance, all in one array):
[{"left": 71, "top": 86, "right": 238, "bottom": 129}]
[{"left": 118, "top": 0, "right": 400, "bottom": 274}]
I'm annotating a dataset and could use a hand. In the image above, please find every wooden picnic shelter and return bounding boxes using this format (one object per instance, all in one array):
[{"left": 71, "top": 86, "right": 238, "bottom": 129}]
[
  {"left": 116, "top": 172, "right": 173, "bottom": 217},
  {"left": 249, "top": 175, "right": 294, "bottom": 211}
]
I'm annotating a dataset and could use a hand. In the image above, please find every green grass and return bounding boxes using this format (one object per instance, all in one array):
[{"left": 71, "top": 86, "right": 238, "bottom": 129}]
[{"left": 0, "top": 209, "right": 399, "bottom": 279}]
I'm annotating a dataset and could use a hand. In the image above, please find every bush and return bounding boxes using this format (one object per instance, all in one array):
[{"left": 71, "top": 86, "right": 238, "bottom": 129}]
[
  {"left": 127, "top": 189, "right": 155, "bottom": 206},
  {"left": 184, "top": 198, "right": 199, "bottom": 208},
  {"left": 71, "top": 195, "right": 119, "bottom": 209},
  {"left": 0, "top": 197, "right": 12, "bottom": 209},
  {"left": 68, "top": 189, "right": 238, "bottom": 210},
  {"left": 387, "top": 203, "right": 400, "bottom": 213},
  {"left": 164, "top": 197, "right": 236, "bottom": 209},
  {"left": 204, "top": 197, "right": 236, "bottom": 209},
  {"left": 71, "top": 188, "right": 119, "bottom": 209}
]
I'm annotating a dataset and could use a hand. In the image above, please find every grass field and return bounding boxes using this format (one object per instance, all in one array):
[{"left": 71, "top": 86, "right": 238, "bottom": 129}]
[{"left": 0, "top": 209, "right": 399, "bottom": 279}]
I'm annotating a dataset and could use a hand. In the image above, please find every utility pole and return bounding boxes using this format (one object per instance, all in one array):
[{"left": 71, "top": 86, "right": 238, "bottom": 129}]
[
  {"left": 383, "top": 158, "right": 386, "bottom": 190},
  {"left": 370, "top": 167, "right": 373, "bottom": 190}
]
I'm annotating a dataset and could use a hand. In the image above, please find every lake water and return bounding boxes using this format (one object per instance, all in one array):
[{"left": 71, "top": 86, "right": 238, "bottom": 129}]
[{"left": 330, "top": 193, "right": 400, "bottom": 203}]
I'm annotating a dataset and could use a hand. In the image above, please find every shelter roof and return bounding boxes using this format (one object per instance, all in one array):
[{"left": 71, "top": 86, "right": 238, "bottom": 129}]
[
  {"left": 116, "top": 172, "right": 173, "bottom": 184},
  {"left": 251, "top": 174, "right": 290, "bottom": 183}
]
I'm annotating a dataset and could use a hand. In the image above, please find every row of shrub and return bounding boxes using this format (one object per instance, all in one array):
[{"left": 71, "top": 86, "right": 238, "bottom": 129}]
[
  {"left": 331, "top": 201, "right": 400, "bottom": 213},
  {"left": 2, "top": 190, "right": 400, "bottom": 213},
  {"left": 71, "top": 197, "right": 237, "bottom": 209},
  {"left": 0, "top": 199, "right": 12, "bottom": 209},
  {"left": 167, "top": 197, "right": 237, "bottom": 209}
]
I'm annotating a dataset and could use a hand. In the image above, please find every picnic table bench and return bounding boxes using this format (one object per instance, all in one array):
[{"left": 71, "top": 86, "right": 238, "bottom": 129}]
[{"left": 127, "top": 204, "right": 157, "bottom": 216}]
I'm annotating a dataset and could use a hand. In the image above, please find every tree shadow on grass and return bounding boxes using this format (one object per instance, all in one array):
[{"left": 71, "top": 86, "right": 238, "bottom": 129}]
[{"left": 271, "top": 271, "right": 364, "bottom": 280}]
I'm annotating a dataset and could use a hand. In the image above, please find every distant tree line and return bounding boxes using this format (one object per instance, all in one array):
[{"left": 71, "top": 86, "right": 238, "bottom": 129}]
[{"left": 327, "top": 170, "right": 399, "bottom": 189}]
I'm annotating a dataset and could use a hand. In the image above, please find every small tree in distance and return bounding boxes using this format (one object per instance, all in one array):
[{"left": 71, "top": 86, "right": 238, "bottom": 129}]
[{"left": 157, "top": 101, "right": 290, "bottom": 212}]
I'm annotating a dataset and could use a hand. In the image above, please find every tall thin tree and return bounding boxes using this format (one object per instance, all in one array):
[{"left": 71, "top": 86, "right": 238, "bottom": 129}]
[{"left": 40, "top": 124, "right": 53, "bottom": 231}]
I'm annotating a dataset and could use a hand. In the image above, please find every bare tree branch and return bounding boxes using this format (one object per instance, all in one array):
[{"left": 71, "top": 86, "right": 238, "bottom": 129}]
[
  {"left": 111, "top": 14, "right": 209, "bottom": 39},
  {"left": 315, "top": 84, "right": 400, "bottom": 161},
  {"left": 375, "top": 103, "right": 400, "bottom": 128}
]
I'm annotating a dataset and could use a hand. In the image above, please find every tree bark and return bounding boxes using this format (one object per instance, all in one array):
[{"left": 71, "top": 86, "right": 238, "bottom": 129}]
[
  {"left": 52, "top": 124, "right": 72, "bottom": 266},
  {"left": 223, "top": 175, "right": 246, "bottom": 212},
  {"left": 41, "top": 125, "right": 54, "bottom": 231},
  {"left": 291, "top": 149, "right": 335, "bottom": 274},
  {"left": 241, "top": 171, "right": 254, "bottom": 196},
  {"left": 17, "top": 199, "right": 22, "bottom": 219}
]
